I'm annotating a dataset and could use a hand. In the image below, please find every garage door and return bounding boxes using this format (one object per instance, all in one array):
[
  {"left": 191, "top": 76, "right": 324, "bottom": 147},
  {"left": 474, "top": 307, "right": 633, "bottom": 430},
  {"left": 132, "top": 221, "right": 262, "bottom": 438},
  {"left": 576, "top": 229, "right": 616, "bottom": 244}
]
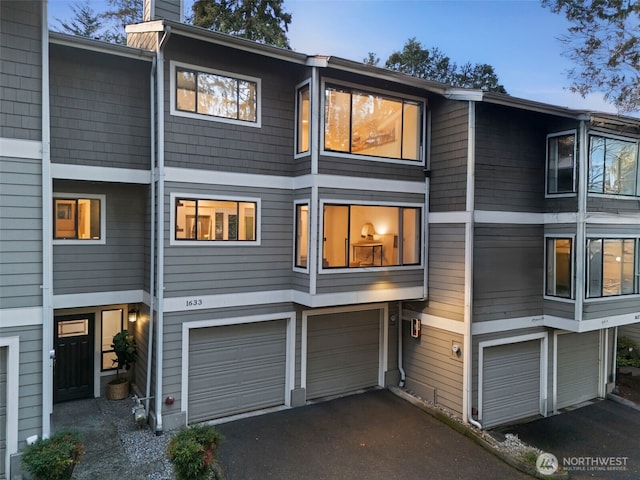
[
  {"left": 557, "top": 331, "right": 600, "bottom": 409},
  {"left": 306, "top": 309, "right": 380, "bottom": 400},
  {"left": 482, "top": 340, "right": 541, "bottom": 428},
  {"left": 188, "top": 319, "right": 287, "bottom": 423},
  {"left": 1, "top": 347, "right": 6, "bottom": 478}
]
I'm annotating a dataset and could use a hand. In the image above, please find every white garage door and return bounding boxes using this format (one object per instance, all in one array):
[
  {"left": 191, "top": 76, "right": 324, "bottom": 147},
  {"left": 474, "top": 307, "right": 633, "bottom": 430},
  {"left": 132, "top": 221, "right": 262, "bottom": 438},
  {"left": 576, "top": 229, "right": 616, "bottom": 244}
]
[
  {"left": 557, "top": 331, "right": 600, "bottom": 409},
  {"left": 306, "top": 309, "right": 380, "bottom": 400},
  {"left": 0, "top": 347, "right": 6, "bottom": 478},
  {"left": 482, "top": 340, "right": 541, "bottom": 428},
  {"left": 188, "top": 319, "right": 287, "bottom": 423}
]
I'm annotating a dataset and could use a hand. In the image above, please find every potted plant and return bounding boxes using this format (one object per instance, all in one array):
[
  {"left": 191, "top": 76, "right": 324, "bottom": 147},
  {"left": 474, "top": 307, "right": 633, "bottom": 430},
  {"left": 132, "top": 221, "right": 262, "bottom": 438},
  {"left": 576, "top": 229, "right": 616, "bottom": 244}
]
[
  {"left": 167, "top": 425, "right": 224, "bottom": 480},
  {"left": 22, "top": 430, "right": 84, "bottom": 480},
  {"left": 106, "top": 329, "right": 137, "bottom": 400}
]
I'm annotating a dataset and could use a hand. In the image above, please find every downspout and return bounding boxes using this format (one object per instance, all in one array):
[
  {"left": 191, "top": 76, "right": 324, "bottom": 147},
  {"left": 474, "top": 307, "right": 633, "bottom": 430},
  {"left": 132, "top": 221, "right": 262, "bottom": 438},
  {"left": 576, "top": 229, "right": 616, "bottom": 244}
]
[
  {"left": 397, "top": 301, "right": 405, "bottom": 387},
  {"left": 612, "top": 327, "right": 618, "bottom": 385},
  {"left": 145, "top": 55, "right": 157, "bottom": 415},
  {"left": 41, "top": 0, "right": 54, "bottom": 439},
  {"left": 154, "top": 26, "right": 171, "bottom": 435},
  {"left": 575, "top": 120, "right": 587, "bottom": 324},
  {"left": 463, "top": 101, "right": 482, "bottom": 429}
]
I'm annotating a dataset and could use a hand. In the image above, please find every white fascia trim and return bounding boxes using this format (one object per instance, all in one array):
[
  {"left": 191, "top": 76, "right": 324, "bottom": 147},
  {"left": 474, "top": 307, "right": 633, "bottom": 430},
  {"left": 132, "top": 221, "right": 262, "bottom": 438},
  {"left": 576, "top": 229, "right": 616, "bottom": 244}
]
[
  {"left": 474, "top": 211, "right": 545, "bottom": 224},
  {"left": 1, "top": 336, "right": 19, "bottom": 473},
  {"left": 164, "top": 289, "right": 291, "bottom": 312},
  {"left": 402, "top": 311, "right": 466, "bottom": 335},
  {"left": 181, "top": 311, "right": 297, "bottom": 422},
  {"left": 0, "top": 307, "right": 43, "bottom": 328},
  {"left": 300, "top": 303, "right": 388, "bottom": 390},
  {"left": 430, "top": 210, "right": 582, "bottom": 225},
  {"left": 165, "top": 167, "right": 293, "bottom": 190},
  {"left": 0, "top": 138, "right": 42, "bottom": 159},
  {"left": 51, "top": 163, "right": 151, "bottom": 184},
  {"left": 306, "top": 174, "right": 426, "bottom": 194},
  {"left": 585, "top": 212, "right": 640, "bottom": 224},
  {"left": 444, "top": 89, "right": 484, "bottom": 101},
  {"left": 293, "top": 286, "right": 424, "bottom": 308},
  {"left": 52, "top": 290, "right": 144, "bottom": 309},
  {"left": 472, "top": 315, "right": 546, "bottom": 335},
  {"left": 428, "top": 211, "right": 471, "bottom": 224}
]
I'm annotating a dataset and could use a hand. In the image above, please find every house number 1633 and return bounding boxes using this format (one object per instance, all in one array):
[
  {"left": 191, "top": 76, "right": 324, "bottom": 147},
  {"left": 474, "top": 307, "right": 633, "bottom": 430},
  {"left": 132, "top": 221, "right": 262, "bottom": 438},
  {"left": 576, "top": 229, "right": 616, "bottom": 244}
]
[{"left": 186, "top": 298, "right": 203, "bottom": 307}]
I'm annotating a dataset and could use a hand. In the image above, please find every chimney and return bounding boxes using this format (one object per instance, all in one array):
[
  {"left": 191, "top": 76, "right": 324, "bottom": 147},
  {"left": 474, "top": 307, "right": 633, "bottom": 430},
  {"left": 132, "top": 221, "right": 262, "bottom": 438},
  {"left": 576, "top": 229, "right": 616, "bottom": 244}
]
[{"left": 144, "top": 0, "right": 183, "bottom": 23}]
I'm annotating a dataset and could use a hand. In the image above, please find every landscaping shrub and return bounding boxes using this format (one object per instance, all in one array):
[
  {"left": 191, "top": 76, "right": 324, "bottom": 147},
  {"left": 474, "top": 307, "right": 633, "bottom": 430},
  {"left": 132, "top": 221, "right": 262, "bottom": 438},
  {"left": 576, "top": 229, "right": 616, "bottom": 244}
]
[
  {"left": 617, "top": 336, "right": 640, "bottom": 368},
  {"left": 22, "top": 430, "right": 84, "bottom": 480},
  {"left": 167, "top": 424, "right": 224, "bottom": 480}
]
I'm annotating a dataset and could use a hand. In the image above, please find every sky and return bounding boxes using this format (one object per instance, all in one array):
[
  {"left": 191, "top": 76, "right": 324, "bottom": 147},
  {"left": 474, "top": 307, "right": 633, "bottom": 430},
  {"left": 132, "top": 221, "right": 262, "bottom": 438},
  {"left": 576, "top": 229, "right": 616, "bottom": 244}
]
[{"left": 47, "top": 0, "right": 620, "bottom": 114}]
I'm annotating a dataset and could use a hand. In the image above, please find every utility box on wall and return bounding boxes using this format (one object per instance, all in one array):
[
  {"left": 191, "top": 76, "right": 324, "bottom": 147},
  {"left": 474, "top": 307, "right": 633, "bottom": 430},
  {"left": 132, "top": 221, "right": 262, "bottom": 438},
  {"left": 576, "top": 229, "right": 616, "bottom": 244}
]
[{"left": 410, "top": 317, "right": 421, "bottom": 338}]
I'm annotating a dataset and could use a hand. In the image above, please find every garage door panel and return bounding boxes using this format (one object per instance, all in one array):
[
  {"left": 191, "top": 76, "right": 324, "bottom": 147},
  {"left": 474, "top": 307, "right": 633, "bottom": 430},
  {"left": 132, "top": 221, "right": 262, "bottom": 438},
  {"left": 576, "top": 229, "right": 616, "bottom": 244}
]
[
  {"left": 483, "top": 340, "right": 541, "bottom": 428},
  {"left": 557, "top": 332, "right": 599, "bottom": 409},
  {"left": 307, "top": 310, "right": 380, "bottom": 400},
  {"left": 188, "top": 320, "right": 287, "bottom": 423}
]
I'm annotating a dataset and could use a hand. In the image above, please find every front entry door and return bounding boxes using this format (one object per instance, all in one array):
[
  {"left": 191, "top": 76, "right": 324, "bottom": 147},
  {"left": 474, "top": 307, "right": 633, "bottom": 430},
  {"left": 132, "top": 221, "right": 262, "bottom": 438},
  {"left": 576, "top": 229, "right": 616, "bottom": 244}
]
[{"left": 54, "top": 314, "right": 94, "bottom": 403}]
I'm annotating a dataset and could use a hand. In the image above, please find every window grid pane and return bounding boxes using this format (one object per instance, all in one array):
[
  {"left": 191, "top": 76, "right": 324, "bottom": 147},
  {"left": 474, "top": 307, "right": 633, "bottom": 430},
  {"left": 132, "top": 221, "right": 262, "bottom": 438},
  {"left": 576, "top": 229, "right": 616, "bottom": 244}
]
[
  {"left": 546, "top": 238, "right": 572, "bottom": 298},
  {"left": 295, "top": 204, "right": 309, "bottom": 268},
  {"left": 547, "top": 134, "right": 575, "bottom": 194},
  {"left": 175, "top": 198, "right": 257, "bottom": 242}
]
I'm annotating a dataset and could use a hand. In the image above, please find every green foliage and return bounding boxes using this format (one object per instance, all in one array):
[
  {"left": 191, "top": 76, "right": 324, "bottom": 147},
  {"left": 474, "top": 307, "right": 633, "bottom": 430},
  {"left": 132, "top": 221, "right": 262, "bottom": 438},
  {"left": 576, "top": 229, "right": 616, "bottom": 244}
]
[
  {"left": 56, "top": 0, "right": 104, "bottom": 39},
  {"left": 111, "top": 329, "right": 138, "bottom": 382},
  {"left": 542, "top": 0, "right": 640, "bottom": 112},
  {"left": 102, "top": 0, "right": 144, "bottom": 44},
  {"left": 383, "top": 38, "right": 507, "bottom": 93},
  {"left": 167, "top": 425, "right": 224, "bottom": 480},
  {"left": 617, "top": 336, "right": 640, "bottom": 368},
  {"left": 191, "top": 0, "right": 292, "bottom": 49},
  {"left": 519, "top": 449, "right": 540, "bottom": 469},
  {"left": 22, "top": 430, "right": 84, "bottom": 480}
]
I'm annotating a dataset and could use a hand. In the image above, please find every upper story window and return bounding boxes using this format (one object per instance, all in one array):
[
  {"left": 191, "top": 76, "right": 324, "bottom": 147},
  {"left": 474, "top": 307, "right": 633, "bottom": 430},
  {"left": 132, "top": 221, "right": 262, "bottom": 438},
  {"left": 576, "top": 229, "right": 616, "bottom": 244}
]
[
  {"left": 296, "top": 83, "right": 310, "bottom": 155},
  {"left": 545, "top": 237, "right": 573, "bottom": 299},
  {"left": 294, "top": 202, "right": 309, "bottom": 269},
  {"left": 588, "top": 134, "right": 640, "bottom": 196},
  {"left": 587, "top": 238, "right": 638, "bottom": 298},
  {"left": 322, "top": 202, "right": 421, "bottom": 269},
  {"left": 323, "top": 83, "right": 423, "bottom": 162},
  {"left": 546, "top": 131, "right": 576, "bottom": 195},
  {"left": 172, "top": 61, "right": 260, "bottom": 127},
  {"left": 53, "top": 194, "right": 105, "bottom": 243},
  {"left": 173, "top": 195, "right": 259, "bottom": 245}
]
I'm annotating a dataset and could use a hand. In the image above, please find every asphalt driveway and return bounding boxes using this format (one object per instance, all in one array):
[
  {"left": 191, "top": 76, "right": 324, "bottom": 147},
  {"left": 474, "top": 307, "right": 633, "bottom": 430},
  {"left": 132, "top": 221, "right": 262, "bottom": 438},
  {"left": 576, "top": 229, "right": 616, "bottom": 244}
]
[
  {"left": 215, "top": 389, "right": 530, "bottom": 480},
  {"left": 494, "top": 399, "right": 640, "bottom": 480}
]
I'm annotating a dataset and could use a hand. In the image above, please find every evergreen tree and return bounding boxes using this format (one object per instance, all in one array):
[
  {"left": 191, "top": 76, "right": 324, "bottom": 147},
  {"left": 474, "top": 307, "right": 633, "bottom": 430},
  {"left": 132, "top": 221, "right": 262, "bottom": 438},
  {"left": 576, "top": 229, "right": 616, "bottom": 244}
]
[{"left": 55, "top": 0, "right": 105, "bottom": 39}]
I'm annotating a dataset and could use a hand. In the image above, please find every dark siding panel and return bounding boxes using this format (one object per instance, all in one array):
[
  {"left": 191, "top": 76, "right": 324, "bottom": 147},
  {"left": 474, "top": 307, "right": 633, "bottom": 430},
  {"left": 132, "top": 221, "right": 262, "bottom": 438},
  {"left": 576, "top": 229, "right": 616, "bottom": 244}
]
[
  {"left": 0, "top": 157, "right": 42, "bottom": 308},
  {"left": 318, "top": 155, "right": 424, "bottom": 181},
  {"left": 583, "top": 297, "right": 640, "bottom": 320},
  {"left": 543, "top": 299, "right": 575, "bottom": 319},
  {"left": 587, "top": 196, "right": 640, "bottom": 215},
  {"left": 52, "top": 182, "right": 147, "bottom": 295},
  {"left": 473, "top": 224, "right": 543, "bottom": 321},
  {"left": 50, "top": 45, "right": 151, "bottom": 170},
  {"left": 0, "top": 0, "right": 42, "bottom": 141},
  {"left": 429, "top": 98, "right": 468, "bottom": 212}
]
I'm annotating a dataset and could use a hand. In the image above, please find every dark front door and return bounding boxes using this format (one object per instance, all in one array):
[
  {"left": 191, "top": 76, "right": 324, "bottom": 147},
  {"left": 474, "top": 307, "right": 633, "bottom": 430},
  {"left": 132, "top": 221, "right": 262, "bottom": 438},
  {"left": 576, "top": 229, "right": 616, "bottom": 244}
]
[{"left": 54, "top": 314, "right": 94, "bottom": 403}]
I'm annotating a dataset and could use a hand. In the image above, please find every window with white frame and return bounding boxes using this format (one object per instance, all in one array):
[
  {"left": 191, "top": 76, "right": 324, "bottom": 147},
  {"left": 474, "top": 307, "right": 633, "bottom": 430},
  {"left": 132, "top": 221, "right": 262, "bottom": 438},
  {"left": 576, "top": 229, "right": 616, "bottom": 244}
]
[
  {"left": 53, "top": 194, "right": 104, "bottom": 241},
  {"left": 545, "top": 237, "right": 573, "bottom": 298},
  {"left": 586, "top": 238, "right": 638, "bottom": 298},
  {"left": 322, "top": 203, "right": 421, "bottom": 268},
  {"left": 174, "top": 197, "right": 257, "bottom": 242},
  {"left": 174, "top": 63, "right": 259, "bottom": 125},
  {"left": 294, "top": 203, "right": 309, "bottom": 268},
  {"left": 588, "top": 134, "right": 640, "bottom": 196},
  {"left": 101, "top": 309, "right": 123, "bottom": 371},
  {"left": 323, "top": 83, "right": 423, "bottom": 162},
  {"left": 546, "top": 132, "right": 576, "bottom": 194},
  {"left": 296, "top": 83, "right": 310, "bottom": 155}
]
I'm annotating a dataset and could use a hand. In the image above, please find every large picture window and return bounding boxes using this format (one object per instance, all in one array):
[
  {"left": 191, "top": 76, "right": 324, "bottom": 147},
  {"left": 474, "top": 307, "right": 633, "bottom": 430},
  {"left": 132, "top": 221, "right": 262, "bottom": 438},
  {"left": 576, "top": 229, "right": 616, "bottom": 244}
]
[
  {"left": 322, "top": 203, "right": 421, "bottom": 269},
  {"left": 546, "top": 132, "right": 576, "bottom": 194},
  {"left": 323, "top": 84, "right": 422, "bottom": 162},
  {"left": 174, "top": 63, "right": 259, "bottom": 125},
  {"left": 296, "top": 83, "right": 310, "bottom": 155},
  {"left": 588, "top": 134, "right": 640, "bottom": 196},
  {"left": 53, "top": 196, "right": 102, "bottom": 241},
  {"left": 545, "top": 238, "right": 573, "bottom": 298},
  {"left": 587, "top": 238, "right": 638, "bottom": 298},
  {"left": 175, "top": 197, "right": 257, "bottom": 242}
]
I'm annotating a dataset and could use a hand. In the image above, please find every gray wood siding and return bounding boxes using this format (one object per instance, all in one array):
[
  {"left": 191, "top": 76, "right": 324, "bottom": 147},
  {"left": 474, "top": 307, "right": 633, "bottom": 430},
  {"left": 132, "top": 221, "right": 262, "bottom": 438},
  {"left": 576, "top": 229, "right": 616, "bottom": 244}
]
[
  {"left": 49, "top": 45, "right": 151, "bottom": 170},
  {"left": 318, "top": 155, "right": 424, "bottom": 181},
  {"left": 556, "top": 331, "right": 600, "bottom": 409},
  {"left": 587, "top": 196, "right": 640, "bottom": 215},
  {"left": 429, "top": 98, "right": 468, "bottom": 212},
  {"left": 543, "top": 299, "right": 575, "bottom": 319},
  {"left": 0, "top": 346, "right": 5, "bottom": 477},
  {"left": 474, "top": 103, "right": 547, "bottom": 212},
  {"left": 163, "top": 183, "right": 292, "bottom": 297},
  {"left": 473, "top": 225, "right": 544, "bottom": 322},
  {"left": 315, "top": 270, "right": 424, "bottom": 295},
  {"left": 0, "top": 157, "right": 42, "bottom": 309},
  {"left": 402, "top": 324, "right": 463, "bottom": 414},
  {"left": 0, "top": 325, "right": 43, "bottom": 446},
  {"left": 586, "top": 224, "right": 640, "bottom": 236},
  {"left": 52, "top": 182, "right": 146, "bottom": 295},
  {"left": 163, "top": 38, "right": 302, "bottom": 176},
  {"left": 154, "top": 0, "right": 181, "bottom": 21},
  {"left": 425, "top": 224, "right": 465, "bottom": 321},
  {"left": 0, "top": 0, "right": 41, "bottom": 141},
  {"left": 583, "top": 297, "right": 640, "bottom": 320}
]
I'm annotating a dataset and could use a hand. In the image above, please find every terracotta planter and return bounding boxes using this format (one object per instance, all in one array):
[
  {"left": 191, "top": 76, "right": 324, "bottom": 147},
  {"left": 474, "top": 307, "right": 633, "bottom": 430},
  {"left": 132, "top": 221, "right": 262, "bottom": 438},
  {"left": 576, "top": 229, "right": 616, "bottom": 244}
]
[{"left": 106, "top": 379, "right": 130, "bottom": 400}]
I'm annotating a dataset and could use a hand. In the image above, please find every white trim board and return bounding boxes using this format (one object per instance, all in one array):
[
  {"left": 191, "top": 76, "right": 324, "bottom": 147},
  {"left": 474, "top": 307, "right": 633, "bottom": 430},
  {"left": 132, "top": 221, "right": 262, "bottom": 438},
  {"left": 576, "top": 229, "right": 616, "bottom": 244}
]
[
  {"left": 0, "top": 307, "right": 43, "bottom": 328},
  {"left": 1, "top": 337, "right": 20, "bottom": 480},
  {"left": 429, "top": 210, "right": 640, "bottom": 225},
  {"left": 0, "top": 138, "right": 42, "bottom": 159},
  {"left": 51, "top": 163, "right": 151, "bottom": 184},
  {"left": 53, "top": 290, "right": 144, "bottom": 309}
]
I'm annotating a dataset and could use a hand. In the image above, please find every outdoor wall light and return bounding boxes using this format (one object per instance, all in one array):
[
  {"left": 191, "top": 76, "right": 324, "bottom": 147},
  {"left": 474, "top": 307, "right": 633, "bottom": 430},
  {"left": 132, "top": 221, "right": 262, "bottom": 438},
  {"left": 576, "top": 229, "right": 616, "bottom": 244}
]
[{"left": 128, "top": 309, "right": 139, "bottom": 323}]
